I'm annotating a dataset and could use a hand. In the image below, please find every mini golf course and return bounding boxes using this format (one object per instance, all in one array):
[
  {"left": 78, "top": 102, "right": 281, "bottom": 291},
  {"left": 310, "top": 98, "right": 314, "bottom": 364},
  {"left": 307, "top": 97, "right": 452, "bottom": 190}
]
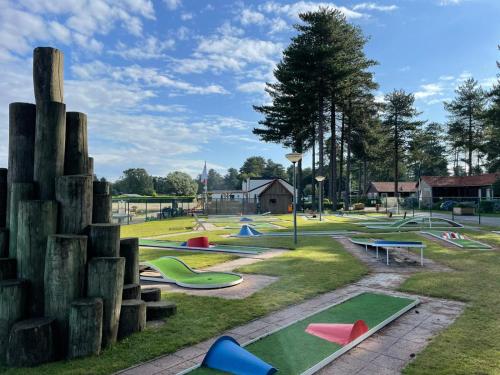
[
  {"left": 140, "top": 256, "right": 243, "bottom": 289},
  {"left": 231, "top": 225, "right": 356, "bottom": 238},
  {"left": 350, "top": 238, "right": 426, "bottom": 266},
  {"left": 364, "top": 216, "right": 464, "bottom": 230},
  {"left": 422, "top": 231, "right": 492, "bottom": 249},
  {"left": 139, "top": 238, "right": 271, "bottom": 254},
  {"left": 183, "top": 292, "right": 419, "bottom": 375}
]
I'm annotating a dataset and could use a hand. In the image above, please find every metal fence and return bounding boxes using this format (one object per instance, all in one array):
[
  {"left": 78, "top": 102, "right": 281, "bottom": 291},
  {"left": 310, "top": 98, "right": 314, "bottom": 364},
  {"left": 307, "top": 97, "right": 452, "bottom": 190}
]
[{"left": 206, "top": 197, "right": 259, "bottom": 215}]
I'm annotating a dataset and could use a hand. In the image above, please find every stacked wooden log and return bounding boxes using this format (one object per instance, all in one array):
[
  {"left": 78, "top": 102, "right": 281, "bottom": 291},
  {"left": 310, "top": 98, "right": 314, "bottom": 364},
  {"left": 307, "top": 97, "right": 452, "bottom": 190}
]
[{"left": 0, "top": 46, "right": 176, "bottom": 367}]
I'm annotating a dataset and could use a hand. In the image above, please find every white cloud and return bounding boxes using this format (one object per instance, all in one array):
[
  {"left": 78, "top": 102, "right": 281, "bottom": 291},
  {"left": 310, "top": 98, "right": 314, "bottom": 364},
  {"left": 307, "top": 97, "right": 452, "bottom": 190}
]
[
  {"left": 415, "top": 83, "right": 443, "bottom": 100},
  {"left": 110, "top": 37, "right": 175, "bottom": 60},
  {"left": 164, "top": 0, "right": 181, "bottom": 10},
  {"left": 181, "top": 12, "right": 193, "bottom": 20},
  {"left": 439, "top": 75, "right": 455, "bottom": 81},
  {"left": 268, "top": 18, "right": 289, "bottom": 34},
  {"left": 177, "top": 26, "right": 191, "bottom": 40},
  {"left": 353, "top": 2, "right": 398, "bottom": 11},
  {"left": 439, "top": 0, "right": 462, "bottom": 5},
  {"left": 240, "top": 9, "right": 266, "bottom": 25},
  {"left": 259, "top": 1, "right": 365, "bottom": 20},
  {"left": 237, "top": 81, "right": 267, "bottom": 93},
  {"left": 142, "top": 104, "right": 187, "bottom": 112}
]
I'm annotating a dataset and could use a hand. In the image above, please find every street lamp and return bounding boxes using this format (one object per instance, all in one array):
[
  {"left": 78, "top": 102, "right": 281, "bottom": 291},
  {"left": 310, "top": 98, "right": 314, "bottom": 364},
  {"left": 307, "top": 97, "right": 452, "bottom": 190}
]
[
  {"left": 286, "top": 152, "right": 303, "bottom": 245},
  {"left": 315, "top": 175, "right": 325, "bottom": 221}
]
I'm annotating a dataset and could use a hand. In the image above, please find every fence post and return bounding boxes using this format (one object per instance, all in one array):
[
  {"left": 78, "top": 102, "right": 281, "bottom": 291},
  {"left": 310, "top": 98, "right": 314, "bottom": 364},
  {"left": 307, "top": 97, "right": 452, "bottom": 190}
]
[
  {"left": 127, "top": 201, "right": 130, "bottom": 225},
  {"left": 159, "top": 202, "right": 162, "bottom": 220},
  {"left": 145, "top": 200, "right": 148, "bottom": 222}
]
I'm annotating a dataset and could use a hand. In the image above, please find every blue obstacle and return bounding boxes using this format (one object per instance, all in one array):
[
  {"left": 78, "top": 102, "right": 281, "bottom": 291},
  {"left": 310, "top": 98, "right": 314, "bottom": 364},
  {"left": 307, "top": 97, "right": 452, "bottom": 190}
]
[
  {"left": 240, "top": 217, "right": 254, "bottom": 222},
  {"left": 236, "top": 225, "right": 262, "bottom": 237},
  {"left": 202, "top": 336, "right": 277, "bottom": 375},
  {"left": 248, "top": 226, "right": 262, "bottom": 236}
]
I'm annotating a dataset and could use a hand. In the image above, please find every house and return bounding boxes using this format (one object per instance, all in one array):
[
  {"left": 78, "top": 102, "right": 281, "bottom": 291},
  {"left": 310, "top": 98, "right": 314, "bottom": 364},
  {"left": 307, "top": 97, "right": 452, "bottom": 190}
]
[
  {"left": 257, "top": 179, "right": 294, "bottom": 214},
  {"left": 417, "top": 173, "right": 500, "bottom": 206},
  {"left": 207, "top": 190, "right": 245, "bottom": 200},
  {"left": 365, "top": 181, "right": 417, "bottom": 198}
]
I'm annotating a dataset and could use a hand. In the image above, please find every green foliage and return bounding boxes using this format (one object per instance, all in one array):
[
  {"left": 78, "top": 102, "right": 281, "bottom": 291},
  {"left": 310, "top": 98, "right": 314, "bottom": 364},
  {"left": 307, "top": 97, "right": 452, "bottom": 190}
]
[
  {"left": 239, "top": 156, "right": 266, "bottom": 178},
  {"left": 164, "top": 171, "right": 198, "bottom": 196},
  {"left": 112, "top": 168, "right": 155, "bottom": 195}
]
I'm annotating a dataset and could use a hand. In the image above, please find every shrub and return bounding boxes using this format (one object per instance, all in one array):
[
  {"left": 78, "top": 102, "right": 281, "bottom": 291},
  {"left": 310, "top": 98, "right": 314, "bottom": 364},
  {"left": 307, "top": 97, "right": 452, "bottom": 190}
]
[{"left": 479, "top": 200, "right": 495, "bottom": 213}]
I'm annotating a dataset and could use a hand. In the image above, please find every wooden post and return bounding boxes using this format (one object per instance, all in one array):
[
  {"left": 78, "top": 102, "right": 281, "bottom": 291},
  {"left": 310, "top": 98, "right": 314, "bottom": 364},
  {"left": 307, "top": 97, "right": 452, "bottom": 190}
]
[
  {"left": 88, "top": 157, "right": 94, "bottom": 178},
  {"left": 118, "top": 299, "right": 146, "bottom": 340},
  {"left": 146, "top": 301, "right": 177, "bottom": 321},
  {"left": 44, "top": 235, "right": 87, "bottom": 357},
  {"left": 6, "top": 317, "right": 56, "bottom": 367},
  {"left": 17, "top": 200, "right": 58, "bottom": 316},
  {"left": 0, "top": 258, "right": 16, "bottom": 280},
  {"left": 141, "top": 288, "right": 161, "bottom": 302},
  {"left": 0, "top": 228, "right": 7, "bottom": 258},
  {"left": 7, "top": 103, "right": 36, "bottom": 212},
  {"left": 8, "top": 183, "right": 36, "bottom": 259},
  {"left": 68, "top": 298, "right": 103, "bottom": 359},
  {"left": 120, "top": 238, "right": 139, "bottom": 284},
  {"left": 55, "top": 175, "right": 92, "bottom": 234},
  {"left": 88, "top": 224, "right": 120, "bottom": 258},
  {"left": 33, "top": 100, "right": 66, "bottom": 200},
  {"left": 92, "top": 181, "right": 111, "bottom": 223},
  {"left": 33, "top": 47, "right": 63, "bottom": 104},
  {"left": 122, "top": 283, "right": 140, "bottom": 300},
  {"left": 64, "top": 112, "right": 89, "bottom": 175},
  {"left": 0, "top": 279, "right": 28, "bottom": 364},
  {"left": 87, "top": 257, "right": 125, "bottom": 348},
  {"left": 0, "top": 168, "right": 7, "bottom": 228}
]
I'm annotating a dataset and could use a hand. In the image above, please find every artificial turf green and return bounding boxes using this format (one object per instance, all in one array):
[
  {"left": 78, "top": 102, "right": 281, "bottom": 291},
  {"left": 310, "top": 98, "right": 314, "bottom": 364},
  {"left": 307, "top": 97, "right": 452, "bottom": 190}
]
[
  {"left": 189, "top": 292, "right": 417, "bottom": 375},
  {"left": 143, "top": 257, "right": 242, "bottom": 287},
  {"left": 138, "top": 239, "right": 269, "bottom": 254},
  {"left": 424, "top": 231, "right": 491, "bottom": 249}
]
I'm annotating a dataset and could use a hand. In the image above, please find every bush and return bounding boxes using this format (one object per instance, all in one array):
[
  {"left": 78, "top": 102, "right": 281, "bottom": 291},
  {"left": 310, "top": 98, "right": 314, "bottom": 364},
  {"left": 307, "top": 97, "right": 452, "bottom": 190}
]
[{"left": 479, "top": 200, "right": 495, "bottom": 213}]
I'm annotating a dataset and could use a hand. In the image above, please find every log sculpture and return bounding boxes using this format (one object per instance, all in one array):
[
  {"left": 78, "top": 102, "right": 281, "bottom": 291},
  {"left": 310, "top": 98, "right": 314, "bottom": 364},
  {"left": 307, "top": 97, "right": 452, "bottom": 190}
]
[
  {"left": 122, "top": 283, "right": 141, "bottom": 300},
  {"left": 68, "top": 298, "right": 103, "bottom": 359},
  {"left": 0, "top": 258, "right": 16, "bottom": 280},
  {"left": 146, "top": 301, "right": 177, "bottom": 321},
  {"left": 87, "top": 257, "right": 125, "bottom": 348},
  {"left": 8, "top": 183, "right": 36, "bottom": 258},
  {"left": 92, "top": 181, "right": 112, "bottom": 224},
  {"left": 0, "top": 168, "right": 7, "bottom": 228},
  {"left": 0, "top": 279, "right": 27, "bottom": 364},
  {"left": 17, "top": 200, "right": 58, "bottom": 316},
  {"left": 118, "top": 299, "right": 146, "bottom": 340},
  {"left": 33, "top": 47, "right": 63, "bottom": 104},
  {"left": 88, "top": 223, "right": 120, "bottom": 258},
  {"left": 120, "top": 237, "right": 139, "bottom": 284},
  {"left": 55, "top": 175, "right": 92, "bottom": 234},
  {"left": 64, "top": 112, "right": 88, "bottom": 175},
  {"left": 0, "top": 228, "right": 7, "bottom": 258},
  {"left": 141, "top": 288, "right": 162, "bottom": 302}
]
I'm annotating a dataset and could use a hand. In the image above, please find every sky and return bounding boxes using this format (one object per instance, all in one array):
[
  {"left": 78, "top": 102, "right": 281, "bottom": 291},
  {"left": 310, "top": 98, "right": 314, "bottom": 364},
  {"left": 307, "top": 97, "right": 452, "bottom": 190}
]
[{"left": 0, "top": 0, "right": 499, "bottom": 181}]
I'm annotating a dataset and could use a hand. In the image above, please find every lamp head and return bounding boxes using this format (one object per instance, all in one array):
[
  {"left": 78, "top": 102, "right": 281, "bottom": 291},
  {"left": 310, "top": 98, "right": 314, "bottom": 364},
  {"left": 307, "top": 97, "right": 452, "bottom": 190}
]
[
  {"left": 285, "top": 152, "right": 303, "bottom": 163},
  {"left": 315, "top": 175, "right": 325, "bottom": 182}
]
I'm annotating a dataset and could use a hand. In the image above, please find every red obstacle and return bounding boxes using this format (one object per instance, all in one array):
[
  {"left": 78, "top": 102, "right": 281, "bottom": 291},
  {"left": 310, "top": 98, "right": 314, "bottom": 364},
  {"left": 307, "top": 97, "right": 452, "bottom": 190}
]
[
  {"left": 305, "top": 320, "right": 369, "bottom": 345},
  {"left": 187, "top": 236, "right": 210, "bottom": 248}
]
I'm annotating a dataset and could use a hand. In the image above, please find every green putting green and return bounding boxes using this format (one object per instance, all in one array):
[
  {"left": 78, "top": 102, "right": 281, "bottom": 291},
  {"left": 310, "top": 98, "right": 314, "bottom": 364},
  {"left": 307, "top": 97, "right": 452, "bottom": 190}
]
[
  {"left": 188, "top": 292, "right": 418, "bottom": 374},
  {"left": 367, "top": 216, "right": 463, "bottom": 230},
  {"left": 141, "top": 257, "right": 243, "bottom": 289},
  {"left": 139, "top": 239, "right": 269, "bottom": 254},
  {"left": 423, "top": 231, "right": 492, "bottom": 249}
]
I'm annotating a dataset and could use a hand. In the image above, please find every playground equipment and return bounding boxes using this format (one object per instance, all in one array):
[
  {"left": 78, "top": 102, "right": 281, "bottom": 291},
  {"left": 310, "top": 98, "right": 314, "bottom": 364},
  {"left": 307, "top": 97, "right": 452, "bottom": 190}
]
[
  {"left": 350, "top": 238, "right": 426, "bottom": 266},
  {"left": 139, "top": 238, "right": 270, "bottom": 254},
  {"left": 365, "top": 216, "right": 464, "bottom": 230},
  {"left": 140, "top": 257, "right": 243, "bottom": 289},
  {"left": 183, "top": 292, "right": 418, "bottom": 375},
  {"left": 422, "top": 231, "right": 492, "bottom": 249}
]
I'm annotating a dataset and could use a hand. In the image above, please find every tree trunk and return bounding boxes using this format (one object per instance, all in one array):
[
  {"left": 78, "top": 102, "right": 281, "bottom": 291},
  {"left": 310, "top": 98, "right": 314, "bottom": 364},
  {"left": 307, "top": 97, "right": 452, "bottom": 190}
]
[
  {"left": 394, "top": 114, "right": 399, "bottom": 196},
  {"left": 0, "top": 229, "right": 8, "bottom": 258},
  {"left": 33, "top": 101, "right": 66, "bottom": 200},
  {"left": 8, "top": 183, "right": 36, "bottom": 259},
  {"left": 6, "top": 317, "right": 56, "bottom": 367},
  {"left": 468, "top": 110, "right": 473, "bottom": 175},
  {"left": 146, "top": 301, "right": 177, "bottom": 321},
  {"left": 88, "top": 224, "right": 121, "bottom": 258},
  {"left": 318, "top": 95, "right": 324, "bottom": 177},
  {"left": 33, "top": 47, "right": 64, "bottom": 104},
  {"left": 55, "top": 175, "right": 93, "bottom": 234},
  {"left": 17, "top": 200, "right": 58, "bottom": 317},
  {"left": 0, "top": 258, "right": 16, "bottom": 281},
  {"left": 0, "top": 279, "right": 28, "bottom": 363},
  {"left": 44, "top": 234, "right": 87, "bottom": 357},
  {"left": 68, "top": 298, "right": 103, "bottom": 359},
  {"left": 119, "top": 238, "right": 139, "bottom": 285},
  {"left": 312, "top": 139, "right": 316, "bottom": 210},
  {"left": 330, "top": 99, "right": 337, "bottom": 208},
  {"left": 92, "top": 182, "right": 112, "bottom": 224},
  {"left": 87, "top": 257, "right": 125, "bottom": 348},
  {"left": 118, "top": 299, "right": 146, "bottom": 340},
  {"left": 122, "top": 283, "right": 140, "bottom": 300},
  {"left": 0, "top": 169, "right": 7, "bottom": 228},
  {"left": 344, "top": 111, "right": 351, "bottom": 211},
  {"left": 339, "top": 111, "right": 345, "bottom": 204},
  {"left": 64, "top": 112, "right": 89, "bottom": 175},
  {"left": 141, "top": 288, "right": 161, "bottom": 302}
]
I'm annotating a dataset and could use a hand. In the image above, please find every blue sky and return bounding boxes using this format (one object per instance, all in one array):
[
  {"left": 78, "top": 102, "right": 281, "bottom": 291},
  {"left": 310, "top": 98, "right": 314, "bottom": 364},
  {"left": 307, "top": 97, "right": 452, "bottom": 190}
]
[{"left": 0, "top": 0, "right": 499, "bottom": 181}]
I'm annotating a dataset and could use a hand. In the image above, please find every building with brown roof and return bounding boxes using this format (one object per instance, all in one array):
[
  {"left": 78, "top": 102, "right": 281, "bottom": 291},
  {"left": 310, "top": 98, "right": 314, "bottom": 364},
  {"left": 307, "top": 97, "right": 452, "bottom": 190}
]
[{"left": 365, "top": 181, "right": 417, "bottom": 198}]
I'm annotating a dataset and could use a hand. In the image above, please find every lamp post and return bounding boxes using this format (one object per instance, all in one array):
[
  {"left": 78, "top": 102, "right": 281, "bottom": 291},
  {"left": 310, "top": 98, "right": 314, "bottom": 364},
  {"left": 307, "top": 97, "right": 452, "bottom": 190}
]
[
  {"left": 315, "top": 175, "right": 325, "bottom": 221},
  {"left": 286, "top": 152, "right": 303, "bottom": 245}
]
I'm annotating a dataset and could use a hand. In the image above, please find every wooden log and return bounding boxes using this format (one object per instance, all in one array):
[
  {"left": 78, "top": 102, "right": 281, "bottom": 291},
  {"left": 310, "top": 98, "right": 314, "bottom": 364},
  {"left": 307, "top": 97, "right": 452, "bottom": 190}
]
[
  {"left": 118, "top": 299, "right": 146, "bottom": 340},
  {"left": 141, "top": 288, "right": 162, "bottom": 302},
  {"left": 17, "top": 200, "right": 58, "bottom": 316},
  {"left": 0, "top": 279, "right": 28, "bottom": 364},
  {"left": 92, "top": 194, "right": 112, "bottom": 224},
  {"left": 33, "top": 101, "right": 66, "bottom": 200},
  {"left": 88, "top": 156, "right": 94, "bottom": 178},
  {"left": 55, "top": 175, "right": 92, "bottom": 234},
  {"left": 0, "top": 258, "right": 16, "bottom": 280},
  {"left": 93, "top": 181, "right": 110, "bottom": 195},
  {"left": 146, "top": 301, "right": 176, "bottom": 321},
  {"left": 87, "top": 257, "right": 125, "bottom": 348},
  {"left": 122, "top": 283, "right": 140, "bottom": 300},
  {"left": 44, "top": 234, "right": 87, "bottom": 357},
  {"left": 6, "top": 317, "right": 56, "bottom": 367},
  {"left": 88, "top": 224, "right": 120, "bottom": 258},
  {"left": 7, "top": 103, "right": 36, "bottom": 207},
  {"left": 64, "top": 112, "right": 89, "bottom": 175},
  {"left": 68, "top": 298, "right": 103, "bottom": 359},
  {"left": 33, "top": 47, "right": 63, "bottom": 104},
  {"left": 0, "top": 168, "right": 7, "bottom": 228},
  {"left": 0, "top": 228, "right": 7, "bottom": 258},
  {"left": 8, "top": 183, "right": 36, "bottom": 259},
  {"left": 120, "top": 238, "right": 139, "bottom": 284}
]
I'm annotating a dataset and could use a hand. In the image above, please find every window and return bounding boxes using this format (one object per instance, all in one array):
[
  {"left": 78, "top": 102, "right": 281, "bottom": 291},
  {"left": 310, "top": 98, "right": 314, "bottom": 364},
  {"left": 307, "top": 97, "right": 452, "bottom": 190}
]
[{"left": 270, "top": 198, "right": 277, "bottom": 204}]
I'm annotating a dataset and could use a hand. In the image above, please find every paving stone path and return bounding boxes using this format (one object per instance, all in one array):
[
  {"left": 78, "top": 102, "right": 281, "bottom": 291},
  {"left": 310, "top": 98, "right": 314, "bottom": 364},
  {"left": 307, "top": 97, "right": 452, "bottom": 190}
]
[{"left": 118, "top": 237, "right": 464, "bottom": 375}]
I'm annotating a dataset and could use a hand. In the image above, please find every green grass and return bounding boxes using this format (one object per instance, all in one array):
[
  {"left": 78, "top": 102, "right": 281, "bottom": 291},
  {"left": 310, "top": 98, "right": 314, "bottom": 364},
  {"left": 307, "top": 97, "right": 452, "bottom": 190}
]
[
  {"left": 0, "top": 235, "right": 367, "bottom": 375},
  {"left": 139, "top": 248, "right": 237, "bottom": 268},
  {"left": 120, "top": 217, "right": 196, "bottom": 238},
  {"left": 190, "top": 292, "right": 417, "bottom": 375}
]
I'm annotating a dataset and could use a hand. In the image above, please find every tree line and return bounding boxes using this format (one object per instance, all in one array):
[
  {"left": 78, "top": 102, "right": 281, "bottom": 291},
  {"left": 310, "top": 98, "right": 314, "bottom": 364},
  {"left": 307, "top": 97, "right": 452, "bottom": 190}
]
[{"left": 252, "top": 7, "right": 500, "bottom": 208}]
